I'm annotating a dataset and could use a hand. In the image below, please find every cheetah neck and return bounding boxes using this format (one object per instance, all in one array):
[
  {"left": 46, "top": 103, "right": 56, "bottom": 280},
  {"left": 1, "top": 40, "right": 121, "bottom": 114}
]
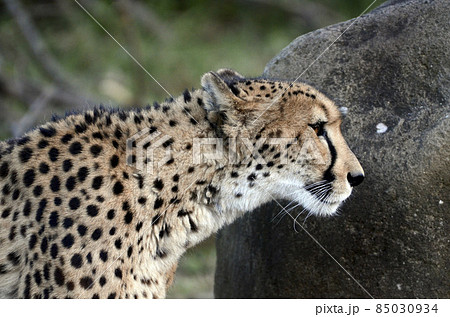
[{"left": 114, "top": 89, "right": 281, "bottom": 296}]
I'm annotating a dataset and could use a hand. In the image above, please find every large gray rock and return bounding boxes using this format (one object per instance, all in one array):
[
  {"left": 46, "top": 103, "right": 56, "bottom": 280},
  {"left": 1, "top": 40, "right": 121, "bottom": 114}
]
[{"left": 215, "top": 0, "right": 449, "bottom": 298}]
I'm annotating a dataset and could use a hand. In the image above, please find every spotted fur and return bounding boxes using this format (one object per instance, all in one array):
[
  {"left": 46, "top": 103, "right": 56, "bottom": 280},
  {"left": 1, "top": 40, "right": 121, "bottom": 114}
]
[{"left": 0, "top": 69, "right": 363, "bottom": 298}]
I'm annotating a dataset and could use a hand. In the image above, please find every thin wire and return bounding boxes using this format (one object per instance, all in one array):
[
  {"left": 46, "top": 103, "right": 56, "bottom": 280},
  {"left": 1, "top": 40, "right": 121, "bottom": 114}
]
[
  {"left": 73, "top": 0, "right": 200, "bottom": 126},
  {"left": 258, "top": 183, "right": 375, "bottom": 299},
  {"left": 251, "top": 0, "right": 379, "bottom": 125},
  {"left": 73, "top": 0, "right": 173, "bottom": 99}
]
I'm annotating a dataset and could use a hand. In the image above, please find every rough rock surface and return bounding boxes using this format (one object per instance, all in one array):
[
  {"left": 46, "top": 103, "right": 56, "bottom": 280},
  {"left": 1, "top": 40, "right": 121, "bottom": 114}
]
[{"left": 215, "top": 0, "right": 449, "bottom": 298}]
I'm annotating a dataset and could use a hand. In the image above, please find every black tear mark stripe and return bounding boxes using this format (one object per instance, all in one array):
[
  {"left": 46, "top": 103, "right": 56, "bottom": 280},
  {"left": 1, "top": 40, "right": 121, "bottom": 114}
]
[{"left": 322, "top": 130, "right": 336, "bottom": 182}]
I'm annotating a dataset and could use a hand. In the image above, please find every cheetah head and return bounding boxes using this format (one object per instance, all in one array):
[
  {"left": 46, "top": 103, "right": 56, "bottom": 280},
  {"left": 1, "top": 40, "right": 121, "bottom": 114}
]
[{"left": 201, "top": 69, "right": 364, "bottom": 217}]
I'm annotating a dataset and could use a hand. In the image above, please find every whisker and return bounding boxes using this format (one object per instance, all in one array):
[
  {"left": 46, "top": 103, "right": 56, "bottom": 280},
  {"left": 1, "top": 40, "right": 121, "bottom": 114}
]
[
  {"left": 307, "top": 187, "right": 331, "bottom": 197},
  {"left": 293, "top": 208, "right": 307, "bottom": 233},
  {"left": 307, "top": 182, "right": 332, "bottom": 194},
  {"left": 283, "top": 199, "right": 298, "bottom": 210},
  {"left": 316, "top": 188, "right": 331, "bottom": 202},
  {"left": 309, "top": 187, "right": 330, "bottom": 199},
  {"left": 271, "top": 208, "right": 287, "bottom": 222},
  {"left": 274, "top": 211, "right": 289, "bottom": 225},
  {"left": 271, "top": 199, "right": 298, "bottom": 222},
  {"left": 278, "top": 202, "right": 303, "bottom": 225},
  {"left": 304, "top": 180, "right": 328, "bottom": 189},
  {"left": 285, "top": 203, "right": 302, "bottom": 214},
  {"left": 303, "top": 210, "right": 313, "bottom": 225}
]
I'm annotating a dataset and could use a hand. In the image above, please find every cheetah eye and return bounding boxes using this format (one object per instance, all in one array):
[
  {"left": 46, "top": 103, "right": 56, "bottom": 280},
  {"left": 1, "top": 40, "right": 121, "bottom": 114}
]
[{"left": 309, "top": 121, "right": 326, "bottom": 136}]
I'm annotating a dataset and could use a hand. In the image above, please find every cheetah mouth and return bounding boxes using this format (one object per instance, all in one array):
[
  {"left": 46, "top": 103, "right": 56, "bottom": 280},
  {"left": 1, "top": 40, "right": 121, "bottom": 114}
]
[
  {"left": 290, "top": 181, "right": 347, "bottom": 216},
  {"left": 312, "top": 192, "right": 349, "bottom": 208},
  {"left": 320, "top": 199, "right": 340, "bottom": 205},
  {"left": 309, "top": 199, "right": 342, "bottom": 216},
  {"left": 303, "top": 181, "right": 349, "bottom": 206}
]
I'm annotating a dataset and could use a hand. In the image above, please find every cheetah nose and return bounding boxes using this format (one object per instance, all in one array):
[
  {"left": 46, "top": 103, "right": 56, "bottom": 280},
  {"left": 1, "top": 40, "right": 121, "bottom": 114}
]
[{"left": 347, "top": 172, "right": 364, "bottom": 187}]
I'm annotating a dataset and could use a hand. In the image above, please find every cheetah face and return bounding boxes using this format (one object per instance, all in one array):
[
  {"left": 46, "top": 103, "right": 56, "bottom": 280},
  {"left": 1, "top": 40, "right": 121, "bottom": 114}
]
[
  {"left": 202, "top": 69, "right": 364, "bottom": 216},
  {"left": 271, "top": 102, "right": 365, "bottom": 217}
]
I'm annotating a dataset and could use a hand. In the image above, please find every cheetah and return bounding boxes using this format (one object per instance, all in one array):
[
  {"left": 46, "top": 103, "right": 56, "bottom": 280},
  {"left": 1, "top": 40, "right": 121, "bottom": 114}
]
[{"left": 0, "top": 69, "right": 364, "bottom": 298}]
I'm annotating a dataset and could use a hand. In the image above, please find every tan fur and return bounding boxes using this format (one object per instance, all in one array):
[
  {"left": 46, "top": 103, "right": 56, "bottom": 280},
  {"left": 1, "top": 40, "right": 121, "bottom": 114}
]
[{"left": 0, "top": 69, "right": 363, "bottom": 298}]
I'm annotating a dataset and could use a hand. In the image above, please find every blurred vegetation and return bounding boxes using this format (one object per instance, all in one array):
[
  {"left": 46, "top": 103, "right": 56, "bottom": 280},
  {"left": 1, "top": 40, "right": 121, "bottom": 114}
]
[{"left": 0, "top": 0, "right": 380, "bottom": 298}]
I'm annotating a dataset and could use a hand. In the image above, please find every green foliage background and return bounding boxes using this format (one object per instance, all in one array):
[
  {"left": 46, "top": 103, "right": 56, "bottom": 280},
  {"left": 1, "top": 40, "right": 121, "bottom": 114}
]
[{"left": 0, "top": 0, "right": 380, "bottom": 298}]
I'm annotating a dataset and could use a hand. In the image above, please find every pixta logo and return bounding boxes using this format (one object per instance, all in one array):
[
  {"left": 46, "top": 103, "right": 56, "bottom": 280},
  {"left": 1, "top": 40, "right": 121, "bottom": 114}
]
[
  {"left": 127, "top": 129, "right": 327, "bottom": 174},
  {"left": 126, "top": 128, "right": 173, "bottom": 174}
]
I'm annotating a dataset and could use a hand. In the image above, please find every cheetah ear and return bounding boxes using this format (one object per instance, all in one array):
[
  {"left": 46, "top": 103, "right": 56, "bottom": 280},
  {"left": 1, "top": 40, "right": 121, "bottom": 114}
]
[
  {"left": 215, "top": 68, "right": 244, "bottom": 82},
  {"left": 201, "top": 70, "right": 246, "bottom": 114},
  {"left": 201, "top": 70, "right": 270, "bottom": 138}
]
